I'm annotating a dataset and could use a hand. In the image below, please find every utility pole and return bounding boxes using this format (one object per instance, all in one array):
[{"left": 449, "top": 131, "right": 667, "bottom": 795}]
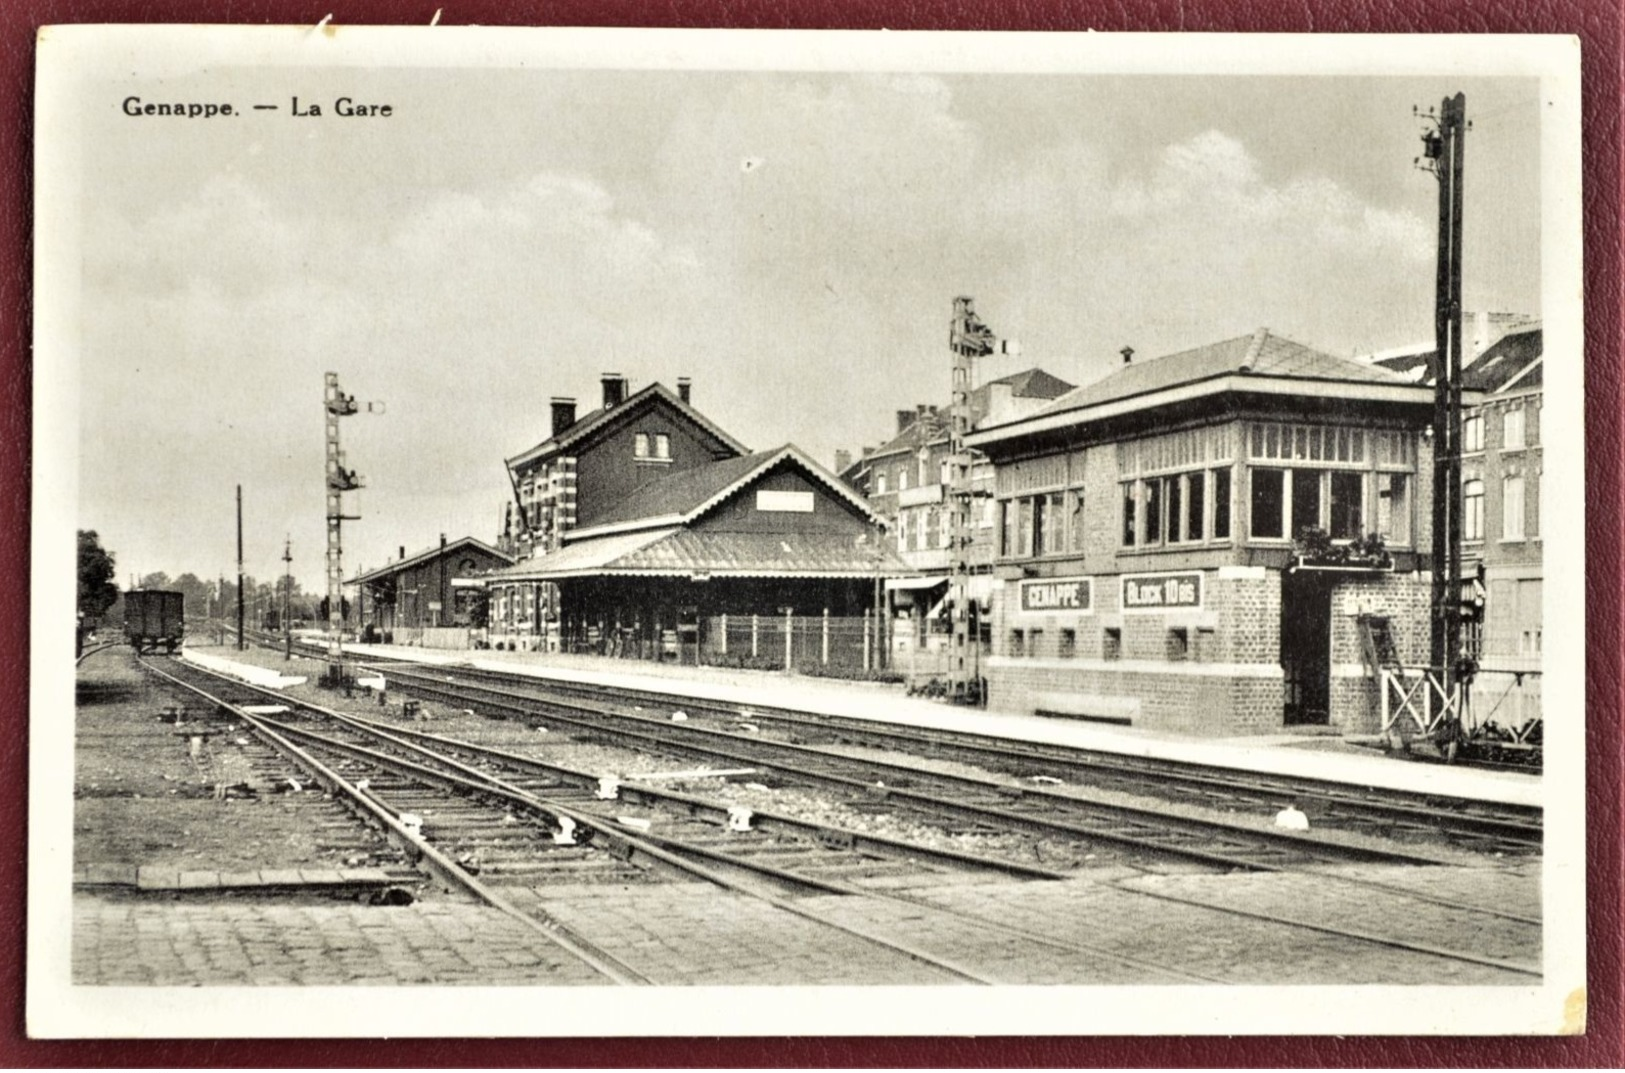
[
  {"left": 236, "top": 484, "right": 245, "bottom": 650},
  {"left": 282, "top": 536, "right": 293, "bottom": 661},
  {"left": 1419, "top": 94, "right": 1468, "bottom": 719}
]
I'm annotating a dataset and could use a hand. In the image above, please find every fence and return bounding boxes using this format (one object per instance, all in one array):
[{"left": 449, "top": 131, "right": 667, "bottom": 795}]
[
  {"left": 699, "top": 613, "right": 895, "bottom": 679},
  {"left": 386, "top": 626, "right": 471, "bottom": 650}
]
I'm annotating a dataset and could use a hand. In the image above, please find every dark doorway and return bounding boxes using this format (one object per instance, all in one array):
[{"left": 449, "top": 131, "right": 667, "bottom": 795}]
[{"left": 1281, "top": 573, "right": 1334, "bottom": 725}]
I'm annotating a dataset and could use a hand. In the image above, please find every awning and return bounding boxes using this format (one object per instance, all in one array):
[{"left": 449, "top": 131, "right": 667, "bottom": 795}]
[{"left": 884, "top": 576, "right": 948, "bottom": 592}]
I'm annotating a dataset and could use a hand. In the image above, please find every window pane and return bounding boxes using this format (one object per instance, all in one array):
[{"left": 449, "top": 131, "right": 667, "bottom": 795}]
[
  {"left": 1503, "top": 475, "right": 1525, "bottom": 539},
  {"left": 1018, "top": 497, "right": 1034, "bottom": 557},
  {"left": 1292, "top": 469, "right": 1323, "bottom": 539},
  {"left": 1251, "top": 468, "right": 1285, "bottom": 539},
  {"left": 1377, "top": 473, "right": 1410, "bottom": 544},
  {"left": 1069, "top": 490, "right": 1087, "bottom": 553},
  {"left": 1504, "top": 408, "right": 1525, "bottom": 449},
  {"left": 634, "top": 433, "right": 649, "bottom": 457},
  {"left": 1167, "top": 476, "right": 1184, "bottom": 542},
  {"left": 655, "top": 434, "right": 670, "bottom": 459},
  {"left": 1464, "top": 479, "right": 1485, "bottom": 541},
  {"left": 1144, "top": 477, "right": 1163, "bottom": 544},
  {"left": 1330, "top": 471, "right": 1365, "bottom": 539},
  {"left": 1031, "top": 495, "right": 1047, "bottom": 556},
  {"left": 1002, "top": 500, "right": 1016, "bottom": 556},
  {"left": 1046, "top": 492, "right": 1066, "bottom": 555},
  {"left": 1264, "top": 425, "right": 1279, "bottom": 457},
  {"left": 1213, "top": 468, "right": 1232, "bottom": 539},
  {"left": 1463, "top": 416, "right": 1484, "bottom": 453},
  {"left": 1122, "top": 484, "right": 1137, "bottom": 546},
  {"left": 1187, "top": 471, "right": 1206, "bottom": 542}
]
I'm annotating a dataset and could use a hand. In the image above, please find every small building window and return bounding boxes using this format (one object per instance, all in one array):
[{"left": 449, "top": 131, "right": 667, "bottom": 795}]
[
  {"left": 1001, "top": 500, "right": 1017, "bottom": 557},
  {"left": 655, "top": 433, "right": 671, "bottom": 459},
  {"left": 1463, "top": 414, "right": 1485, "bottom": 453},
  {"left": 1503, "top": 474, "right": 1525, "bottom": 540},
  {"left": 1167, "top": 475, "right": 1185, "bottom": 543},
  {"left": 1181, "top": 471, "right": 1205, "bottom": 543},
  {"left": 1251, "top": 467, "right": 1286, "bottom": 539},
  {"left": 1121, "top": 483, "right": 1138, "bottom": 547},
  {"left": 1376, "top": 473, "right": 1411, "bottom": 545},
  {"left": 1464, "top": 478, "right": 1486, "bottom": 541},
  {"left": 634, "top": 433, "right": 650, "bottom": 458},
  {"left": 1329, "top": 471, "right": 1365, "bottom": 540},
  {"left": 1291, "top": 469, "right": 1323, "bottom": 540},
  {"left": 876, "top": 471, "right": 887, "bottom": 495},
  {"left": 1010, "top": 629, "right": 1026, "bottom": 658},
  {"left": 1144, "top": 477, "right": 1164, "bottom": 544},
  {"left": 1167, "top": 628, "right": 1189, "bottom": 662},
  {"left": 1028, "top": 629, "right": 1044, "bottom": 657},
  {"left": 1213, "top": 468, "right": 1232, "bottom": 540},
  {"left": 1103, "top": 627, "right": 1122, "bottom": 661},
  {"left": 1059, "top": 629, "right": 1077, "bottom": 659},
  {"left": 1068, "top": 489, "right": 1087, "bottom": 553},
  {"left": 1503, "top": 407, "right": 1526, "bottom": 450},
  {"left": 898, "top": 469, "right": 909, "bottom": 492}
]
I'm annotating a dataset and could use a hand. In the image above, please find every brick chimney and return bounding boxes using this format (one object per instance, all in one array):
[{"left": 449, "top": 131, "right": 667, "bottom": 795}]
[
  {"left": 896, "top": 409, "right": 915, "bottom": 433},
  {"left": 676, "top": 377, "right": 692, "bottom": 404},
  {"left": 601, "top": 373, "right": 627, "bottom": 409},
  {"left": 834, "top": 449, "right": 852, "bottom": 474},
  {"left": 550, "top": 396, "right": 577, "bottom": 437}
]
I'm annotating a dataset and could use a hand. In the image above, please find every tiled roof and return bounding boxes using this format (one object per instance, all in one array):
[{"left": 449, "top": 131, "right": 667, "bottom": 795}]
[
  {"left": 581, "top": 450, "right": 782, "bottom": 529},
  {"left": 1464, "top": 327, "right": 1542, "bottom": 393},
  {"left": 864, "top": 367, "right": 1075, "bottom": 459},
  {"left": 505, "top": 530, "right": 915, "bottom": 580},
  {"left": 1032, "top": 329, "right": 1409, "bottom": 419},
  {"left": 567, "top": 444, "right": 880, "bottom": 537},
  {"left": 506, "top": 382, "right": 748, "bottom": 469},
  {"left": 352, "top": 537, "right": 513, "bottom": 584},
  {"left": 978, "top": 367, "right": 1076, "bottom": 400}
]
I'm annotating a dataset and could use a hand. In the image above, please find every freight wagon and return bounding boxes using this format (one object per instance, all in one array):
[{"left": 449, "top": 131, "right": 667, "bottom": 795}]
[{"left": 124, "top": 589, "right": 184, "bottom": 653}]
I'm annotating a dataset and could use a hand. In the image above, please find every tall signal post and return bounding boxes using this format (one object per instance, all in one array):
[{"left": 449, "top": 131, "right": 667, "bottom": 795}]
[
  {"left": 1418, "top": 93, "right": 1468, "bottom": 711},
  {"left": 324, "top": 373, "right": 369, "bottom": 683},
  {"left": 281, "top": 536, "right": 293, "bottom": 661},
  {"left": 947, "top": 297, "right": 1000, "bottom": 703}
]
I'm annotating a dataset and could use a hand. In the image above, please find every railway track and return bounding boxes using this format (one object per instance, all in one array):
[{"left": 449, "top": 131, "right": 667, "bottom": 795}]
[
  {"left": 139, "top": 652, "right": 1542, "bottom": 983},
  {"left": 362, "top": 659, "right": 1542, "bottom": 856}
]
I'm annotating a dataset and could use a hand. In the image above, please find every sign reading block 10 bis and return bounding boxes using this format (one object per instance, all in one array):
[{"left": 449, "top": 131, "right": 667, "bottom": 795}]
[{"left": 1121, "top": 571, "right": 1203, "bottom": 611}]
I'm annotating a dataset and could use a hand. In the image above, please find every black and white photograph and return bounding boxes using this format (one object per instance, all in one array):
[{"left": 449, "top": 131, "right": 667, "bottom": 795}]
[{"left": 30, "top": 26, "right": 1584, "bottom": 1037}]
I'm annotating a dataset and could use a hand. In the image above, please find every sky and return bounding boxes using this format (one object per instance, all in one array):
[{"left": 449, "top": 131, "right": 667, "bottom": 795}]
[{"left": 75, "top": 65, "right": 1544, "bottom": 591}]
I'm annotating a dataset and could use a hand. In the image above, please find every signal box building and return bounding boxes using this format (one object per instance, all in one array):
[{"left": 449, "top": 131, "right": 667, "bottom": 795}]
[{"left": 966, "top": 329, "right": 1446, "bottom": 736}]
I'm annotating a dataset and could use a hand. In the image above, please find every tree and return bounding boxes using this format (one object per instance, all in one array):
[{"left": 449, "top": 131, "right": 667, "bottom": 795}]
[
  {"left": 172, "top": 573, "right": 212, "bottom": 617},
  {"left": 138, "top": 570, "right": 172, "bottom": 591},
  {"left": 77, "top": 530, "right": 118, "bottom": 623}
]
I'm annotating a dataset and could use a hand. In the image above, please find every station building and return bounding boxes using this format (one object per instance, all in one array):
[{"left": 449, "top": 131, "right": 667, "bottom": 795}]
[
  {"left": 351, "top": 536, "right": 514, "bottom": 644},
  {"left": 486, "top": 444, "right": 911, "bottom": 667},
  {"left": 489, "top": 373, "right": 913, "bottom": 665},
  {"left": 966, "top": 329, "right": 1445, "bottom": 736}
]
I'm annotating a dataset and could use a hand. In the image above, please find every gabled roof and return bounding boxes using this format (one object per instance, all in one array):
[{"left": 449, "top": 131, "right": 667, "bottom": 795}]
[
  {"left": 351, "top": 537, "right": 513, "bottom": 585},
  {"left": 565, "top": 444, "right": 884, "bottom": 540},
  {"left": 506, "top": 381, "right": 749, "bottom": 471},
  {"left": 864, "top": 367, "right": 1076, "bottom": 461},
  {"left": 485, "top": 529, "right": 914, "bottom": 581},
  {"left": 1464, "top": 327, "right": 1542, "bottom": 393},
  {"left": 977, "top": 366, "right": 1076, "bottom": 401},
  {"left": 968, "top": 329, "right": 1433, "bottom": 449},
  {"left": 1371, "top": 326, "right": 1543, "bottom": 395}
]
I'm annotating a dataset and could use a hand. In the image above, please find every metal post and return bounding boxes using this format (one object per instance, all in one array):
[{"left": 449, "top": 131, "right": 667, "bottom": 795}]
[
  {"left": 784, "top": 607, "right": 793, "bottom": 672},
  {"left": 948, "top": 297, "right": 998, "bottom": 699},
  {"left": 236, "top": 485, "right": 245, "bottom": 650},
  {"left": 282, "top": 536, "right": 293, "bottom": 661},
  {"left": 822, "top": 608, "right": 830, "bottom": 665}
]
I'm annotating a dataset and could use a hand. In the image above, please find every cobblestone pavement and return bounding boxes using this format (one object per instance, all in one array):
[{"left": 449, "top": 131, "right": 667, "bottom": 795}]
[{"left": 73, "top": 894, "right": 611, "bottom": 986}]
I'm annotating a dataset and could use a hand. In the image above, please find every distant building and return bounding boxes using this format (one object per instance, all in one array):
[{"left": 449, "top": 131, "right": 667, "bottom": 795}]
[
  {"left": 838, "top": 368, "right": 1074, "bottom": 675},
  {"left": 1373, "top": 323, "right": 1544, "bottom": 726},
  {"left": 968, "top": 330, "right": 1443, "bottom": 736},
  {"left": 351, "top": 536, "right": 514, "bottom": 642}
]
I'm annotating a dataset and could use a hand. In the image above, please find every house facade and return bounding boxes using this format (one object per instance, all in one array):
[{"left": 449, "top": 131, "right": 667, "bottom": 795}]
[
  {"left": 351, "top": 536, "right": 514, "bottom": 642},
  {"left": 967, "top": 330, "right": 1444, "bottom": 736}
]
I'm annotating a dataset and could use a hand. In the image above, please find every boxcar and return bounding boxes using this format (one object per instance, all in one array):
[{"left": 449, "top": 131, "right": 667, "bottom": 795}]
[{"left": 124, "top": 589, "right": 184, "bottom": 653}]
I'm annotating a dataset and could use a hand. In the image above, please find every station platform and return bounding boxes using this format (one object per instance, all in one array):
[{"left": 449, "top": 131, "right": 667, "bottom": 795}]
[{"left": 288, "top": 639, "right": 1541, "bottom": 809}]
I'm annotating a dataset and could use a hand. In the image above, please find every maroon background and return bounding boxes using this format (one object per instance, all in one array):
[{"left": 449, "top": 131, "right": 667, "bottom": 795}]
[{"left": 1, "top": 0, "right": 1618, "bottom": 1066}]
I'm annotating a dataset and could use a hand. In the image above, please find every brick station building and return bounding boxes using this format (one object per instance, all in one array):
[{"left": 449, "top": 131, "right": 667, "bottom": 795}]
[{"left": 966, "top": 328, "right": 1448, "bottom": 736}]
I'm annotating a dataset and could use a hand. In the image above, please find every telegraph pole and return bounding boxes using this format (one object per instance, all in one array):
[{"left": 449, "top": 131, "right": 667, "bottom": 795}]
[
  {"left": 236, "top": 484, "right": 245, "bottom": 650},
  {"left": 282, "top": 536, "right": 294, "bottom": 661},
  {"left": 1420, "top": 93, "right": 1468, "bottom": 713}
]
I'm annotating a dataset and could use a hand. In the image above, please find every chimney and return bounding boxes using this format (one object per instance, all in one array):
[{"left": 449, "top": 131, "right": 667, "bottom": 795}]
[
  {"left": 986, "top": 382, "right": 1014, "bottom": 426},
  {"left": 676, "top": 377, "right": 692, "bottom": 404},
  {"left": 550, "top": 396, "right": 577, "bottom": 437},
  {"left": 601, "top": 373, "right": 627, "bottom": 409},
  {"left": 1239, "top": 327, "right": 1270, "bottom": 373},
  {"left": 835, "top": 449, "right": 852, "bottom": 474},
  {"left": 398, "top": 545, "right": 406, "bottom": 561},
  {"left": 896, "top": 409, "right": 915, "bottom": 433},
  {"left": 1120, "top": 346, "right": 1135, "bottom": 365}
]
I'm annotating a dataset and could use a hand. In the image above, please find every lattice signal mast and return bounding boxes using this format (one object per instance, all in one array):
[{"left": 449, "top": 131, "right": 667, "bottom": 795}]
[
  {"left": 947, "top": 297, "right": 1000, "bottom": 702},
  {"left": 324, "top": 373, "right": 366, "bottom": 678}
]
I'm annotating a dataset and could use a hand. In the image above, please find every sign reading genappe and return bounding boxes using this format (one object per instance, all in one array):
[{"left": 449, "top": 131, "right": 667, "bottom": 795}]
[
  {"left": 1018, "top": 576, "right": 1093, "bottom": 613},
  {"left": 1121, "top": 571, "right": 1203, "bottom": 611}
]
